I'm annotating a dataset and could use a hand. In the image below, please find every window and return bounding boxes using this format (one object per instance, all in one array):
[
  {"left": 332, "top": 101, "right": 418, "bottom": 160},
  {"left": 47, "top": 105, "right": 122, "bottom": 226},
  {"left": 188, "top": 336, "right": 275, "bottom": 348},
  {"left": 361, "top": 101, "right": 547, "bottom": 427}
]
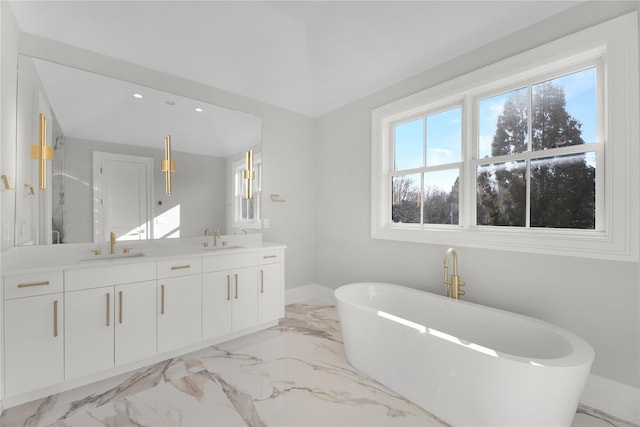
[
  {"left": 474, "top": 66, "right": 599, "bottom": 230},
  {"left": 371, "top": 13, "right": 638, "bottom": 261},
  {"left": 392, "top": 107, "right": 462, "bottom": 226},
  {"left": 233, "top": 153, "right": 262, "bottom": 229}
]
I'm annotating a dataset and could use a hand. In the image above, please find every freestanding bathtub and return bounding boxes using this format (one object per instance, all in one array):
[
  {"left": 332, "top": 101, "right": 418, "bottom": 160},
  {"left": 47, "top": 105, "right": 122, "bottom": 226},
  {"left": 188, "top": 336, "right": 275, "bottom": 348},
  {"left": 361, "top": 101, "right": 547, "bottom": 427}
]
[{"left": 335, "top": 283, "right": 594, "bottom": 427}]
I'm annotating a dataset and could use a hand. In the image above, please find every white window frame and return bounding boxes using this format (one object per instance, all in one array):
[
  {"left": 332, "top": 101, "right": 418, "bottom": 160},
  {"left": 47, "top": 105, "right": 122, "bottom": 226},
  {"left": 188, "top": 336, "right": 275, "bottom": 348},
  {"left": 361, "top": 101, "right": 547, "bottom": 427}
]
[
  {"left": 371, "top": 12, "right": 639, "bottom": 261},
  {"left": 232, "top": 152, "right": 262, "bottom": 230}
]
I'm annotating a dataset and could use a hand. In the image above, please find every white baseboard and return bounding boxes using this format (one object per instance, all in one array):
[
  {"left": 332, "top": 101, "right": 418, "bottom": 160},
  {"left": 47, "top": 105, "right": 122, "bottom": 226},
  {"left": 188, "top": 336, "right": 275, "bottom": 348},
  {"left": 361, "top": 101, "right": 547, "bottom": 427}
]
[
  {"left": 285, "top": 284, "right": 640, "bottom": 425},
  {"left": 580, "top": 374, "right": 640, "bottom": 425}
]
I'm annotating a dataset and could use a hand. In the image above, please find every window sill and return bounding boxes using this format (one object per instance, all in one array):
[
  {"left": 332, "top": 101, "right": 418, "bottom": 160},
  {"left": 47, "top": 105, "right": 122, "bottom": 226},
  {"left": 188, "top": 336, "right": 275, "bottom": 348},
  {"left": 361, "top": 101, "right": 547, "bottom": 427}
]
[{"left": 372, "top": 225, "right": 637, "bottom": 262}]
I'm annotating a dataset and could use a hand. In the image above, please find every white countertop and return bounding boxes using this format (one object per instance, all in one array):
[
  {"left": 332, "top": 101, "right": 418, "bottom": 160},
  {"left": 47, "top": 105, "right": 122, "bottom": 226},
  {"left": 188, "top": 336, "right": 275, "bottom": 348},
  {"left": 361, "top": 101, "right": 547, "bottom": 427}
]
[{"left": 1, "top": 235, "right": 286, "bottom": 276}]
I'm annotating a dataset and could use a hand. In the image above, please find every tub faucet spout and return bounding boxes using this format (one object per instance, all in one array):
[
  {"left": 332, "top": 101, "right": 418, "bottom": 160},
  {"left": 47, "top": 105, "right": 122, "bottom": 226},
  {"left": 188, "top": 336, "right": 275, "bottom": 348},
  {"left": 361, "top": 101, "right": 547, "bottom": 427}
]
[{"left": 443, "top": 248, "right": 465, "bottom": 299}]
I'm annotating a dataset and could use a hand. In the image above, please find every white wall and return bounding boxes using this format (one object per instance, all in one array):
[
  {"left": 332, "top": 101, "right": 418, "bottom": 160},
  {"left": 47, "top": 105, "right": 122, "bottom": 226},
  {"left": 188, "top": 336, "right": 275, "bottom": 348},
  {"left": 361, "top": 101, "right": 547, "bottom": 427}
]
[
  {"left": 0, "top": 0, "right": 21, "bottom": 405},
  {"left": 1, "top": 3, "right": 18, "bottom": 250},
  {"left": 315, "top": 1, "right": 640, "bottom": 390}
]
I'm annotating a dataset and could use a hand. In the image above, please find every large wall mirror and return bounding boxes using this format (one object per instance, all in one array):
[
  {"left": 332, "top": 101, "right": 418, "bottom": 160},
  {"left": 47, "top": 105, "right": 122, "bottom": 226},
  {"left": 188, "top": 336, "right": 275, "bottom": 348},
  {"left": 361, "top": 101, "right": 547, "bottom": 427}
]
[{"left": 15, "top": 55, "right": 262, "bottom": 246}]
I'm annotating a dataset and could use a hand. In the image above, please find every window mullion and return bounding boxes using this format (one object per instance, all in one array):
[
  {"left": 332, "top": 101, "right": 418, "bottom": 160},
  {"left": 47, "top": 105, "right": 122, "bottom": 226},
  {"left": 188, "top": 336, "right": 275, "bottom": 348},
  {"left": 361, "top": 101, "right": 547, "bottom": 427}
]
[{"left": 526, "top": 84, "right": 533, "bottom": 227}]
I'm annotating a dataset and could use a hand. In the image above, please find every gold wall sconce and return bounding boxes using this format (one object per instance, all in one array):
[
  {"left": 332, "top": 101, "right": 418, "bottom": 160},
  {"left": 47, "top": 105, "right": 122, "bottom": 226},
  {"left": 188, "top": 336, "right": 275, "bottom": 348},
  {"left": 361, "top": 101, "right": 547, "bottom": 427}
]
[
  {"left": 243, "top": 149, "right": 255, "bottom": 199},
  {"left": 161, "top": 135, "right": 176, "bottom": 194},
  {"left": 30, "top": 113, "right": 53, "bottom": 190}
]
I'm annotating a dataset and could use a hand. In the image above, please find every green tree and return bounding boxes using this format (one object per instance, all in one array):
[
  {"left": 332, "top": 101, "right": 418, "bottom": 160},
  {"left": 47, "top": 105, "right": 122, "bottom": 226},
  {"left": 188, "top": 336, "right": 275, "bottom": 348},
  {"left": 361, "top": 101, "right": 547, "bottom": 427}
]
[{"left": 478, "top": 82, "right": 595, "bottom": 228}]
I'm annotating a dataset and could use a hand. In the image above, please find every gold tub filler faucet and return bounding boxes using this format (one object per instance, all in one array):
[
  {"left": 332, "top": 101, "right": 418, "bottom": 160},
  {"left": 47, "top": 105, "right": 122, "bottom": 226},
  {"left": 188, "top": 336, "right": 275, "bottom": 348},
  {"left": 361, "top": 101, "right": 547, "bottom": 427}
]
[{"left": 443, "top": 248, "right": 465, "bottom": 300}]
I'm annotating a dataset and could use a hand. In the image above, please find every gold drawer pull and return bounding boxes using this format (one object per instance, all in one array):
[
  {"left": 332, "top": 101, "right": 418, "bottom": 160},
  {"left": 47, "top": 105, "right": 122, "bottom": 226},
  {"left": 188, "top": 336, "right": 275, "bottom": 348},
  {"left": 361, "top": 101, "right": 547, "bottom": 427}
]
[
  {"left": 235, "top": 274, "right": 238, "bottom": 299},
  {"left": 260, "top": 270, "right": 264, "bottom": 293},
  {"left": 53, "top": 300, "right": 58, "bottom": 337},
  {"left": 18, "top": 281, "right": 49, "bottom": 288},
  {"left": 119, "top": 291, "right": 123, "bottom": 324},
  {"left": 263, "top": 255, "right": 277, "bottom": 259},
  {"left": 106, "top": 293, "right": 110, "bottom": 326},
  {"left": 226, "top": 275, "right": 231, "bottom": 301},
  {"left": 161, "top": 285, "right": 165, "bottom": 314},
  {"left": 171, "top": 264, "right": 191, "bottom": 270}
]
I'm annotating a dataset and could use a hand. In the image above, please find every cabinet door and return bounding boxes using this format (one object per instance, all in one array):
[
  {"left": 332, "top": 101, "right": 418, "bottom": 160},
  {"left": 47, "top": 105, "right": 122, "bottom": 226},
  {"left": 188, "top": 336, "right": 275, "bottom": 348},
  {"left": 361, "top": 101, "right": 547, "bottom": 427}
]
[
  {"left": 231, "top": 266, "right": 258, "bottom": 332},
  {"left": 115, "top": 280, "right": 157, "bottom": 365},
  {"left": 4, "top": 294, "right": 63, "bottom": 397},
  {"left": 258, "top": 262, "right": 283, "bottom": 323},
  {"left": 65, "top": 287, "right": 115, "bottom": 380},
  {"left": 157, "top": 275, "right": 202, "bottom": 354},
  {"left": 202, "top": 270, "right": 232, "bottom": 340}
]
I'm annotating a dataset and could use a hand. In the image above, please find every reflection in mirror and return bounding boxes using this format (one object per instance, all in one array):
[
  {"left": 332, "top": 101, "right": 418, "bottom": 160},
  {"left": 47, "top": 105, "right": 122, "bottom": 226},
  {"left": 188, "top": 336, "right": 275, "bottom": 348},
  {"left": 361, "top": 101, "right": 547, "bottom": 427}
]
[{"left": 16, "top": 55, "right": 262, "bottom": 245}]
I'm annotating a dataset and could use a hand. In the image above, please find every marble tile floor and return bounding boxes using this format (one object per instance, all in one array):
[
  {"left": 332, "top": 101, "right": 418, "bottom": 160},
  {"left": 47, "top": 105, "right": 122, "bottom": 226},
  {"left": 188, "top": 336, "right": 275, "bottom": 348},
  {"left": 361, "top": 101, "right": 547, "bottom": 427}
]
[{"left": 1, "top": 299, "right": 636, "bottom": 427}]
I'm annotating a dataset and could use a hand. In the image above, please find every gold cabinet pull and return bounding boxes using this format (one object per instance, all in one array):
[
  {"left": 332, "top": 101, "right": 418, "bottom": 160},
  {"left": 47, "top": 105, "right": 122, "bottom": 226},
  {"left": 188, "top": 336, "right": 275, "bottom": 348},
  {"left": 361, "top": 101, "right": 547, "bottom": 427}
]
[
  {"left": 161, "top": 284, "right": 165, "bottom": 314},
  {"left": 53, "top": 300, "right": 58, "bottom": 337},
  {"left": 119, "top": 291, "right": 123, "bottom": 324},
  {"left": 235, "top": 274, "right": 238, "bottom": 299},
  {"left": 106, "top": 293, "right": 110, "bottom": 326},
  {"left": 226, "top": 275, "right": 231, "bottom": 301},
  {"left": 170, "top": 265, "right": 190, "bottom": 270},
  {"left": 260, "top": 270, "right": 264, "bottom": 293},
  {"left": 263, "top": 255, "right": 277, "bottom": 259},
  {"left": 18, "top": 281, "right": 49, "bottom": 288}
]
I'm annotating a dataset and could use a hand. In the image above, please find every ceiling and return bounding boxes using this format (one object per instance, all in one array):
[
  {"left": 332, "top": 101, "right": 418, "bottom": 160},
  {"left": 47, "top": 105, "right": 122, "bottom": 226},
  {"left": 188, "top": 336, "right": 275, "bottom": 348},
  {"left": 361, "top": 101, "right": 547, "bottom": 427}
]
[{"left": 8, "top": 1, "right": 583, "bottom": 118}]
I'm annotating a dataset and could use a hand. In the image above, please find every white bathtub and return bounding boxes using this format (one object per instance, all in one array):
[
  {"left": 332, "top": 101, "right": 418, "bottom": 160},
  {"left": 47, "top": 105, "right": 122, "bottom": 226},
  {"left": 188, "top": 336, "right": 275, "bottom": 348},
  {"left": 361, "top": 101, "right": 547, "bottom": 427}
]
[{"left": 335, "top": 283, "right": 594, "bottom": 427}]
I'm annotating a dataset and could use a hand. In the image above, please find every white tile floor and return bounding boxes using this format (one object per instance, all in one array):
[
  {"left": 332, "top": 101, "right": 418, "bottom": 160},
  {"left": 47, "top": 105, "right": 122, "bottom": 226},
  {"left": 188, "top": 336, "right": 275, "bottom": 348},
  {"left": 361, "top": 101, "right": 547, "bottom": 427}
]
[{"left": 1, "top": 300, "right": 636, "bottom": 427}]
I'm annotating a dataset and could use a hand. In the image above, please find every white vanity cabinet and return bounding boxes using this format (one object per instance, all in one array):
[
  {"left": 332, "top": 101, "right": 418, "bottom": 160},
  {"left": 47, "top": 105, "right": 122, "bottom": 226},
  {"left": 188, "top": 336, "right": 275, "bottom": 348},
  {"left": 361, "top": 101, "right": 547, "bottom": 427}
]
[
  {"left": 64, "top": 262, "right": 156, "bottom": 380},
  {"left": 258, "top": 249, "right": 285, "bottom": 324},
  {"left": 114, "top": 280, "right": 157, "bottom": 365},
  {"left": 202, "top": 252, "right": 258, "bottom": 339},
  {"left": 3, "top": 271, "right": 64, "bottom": 398},
  {"left": 64, "top": 286, "right": 114, "bottom": 380},
  {"left": 1, "top": 243, "right": 285, "bottom": 406},
  {"left": 157, "top": 257, "right": 202, "bottom": 354}
]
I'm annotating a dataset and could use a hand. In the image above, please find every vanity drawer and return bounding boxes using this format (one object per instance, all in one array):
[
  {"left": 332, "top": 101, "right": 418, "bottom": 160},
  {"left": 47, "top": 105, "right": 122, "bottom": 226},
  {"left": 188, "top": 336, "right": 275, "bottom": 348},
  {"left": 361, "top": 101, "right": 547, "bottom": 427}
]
[
  {"left": 157, "top": 257, "right": 202, "bottom": 278},
  {"left": 65, "top": 262, "right": 156, "bottom": 292},
  {"left": 203, "top": 252, "right": 257, "bottom": 272},
  {"left": 259, "top": 249, "right": 283, "bottom": 265},
  {"left": 4, "top": 271, "right": 64, "bottom": 299}
]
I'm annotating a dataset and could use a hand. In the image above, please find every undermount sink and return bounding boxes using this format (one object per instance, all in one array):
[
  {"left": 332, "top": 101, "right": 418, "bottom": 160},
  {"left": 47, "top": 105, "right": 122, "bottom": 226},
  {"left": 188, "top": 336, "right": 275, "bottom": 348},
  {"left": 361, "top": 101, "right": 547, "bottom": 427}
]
[
  {"left": 79, "top": 251, "right": 145, "bottom": 262},
  {"left": 202, "top": 244, "right": 243, "bottom": 251}
]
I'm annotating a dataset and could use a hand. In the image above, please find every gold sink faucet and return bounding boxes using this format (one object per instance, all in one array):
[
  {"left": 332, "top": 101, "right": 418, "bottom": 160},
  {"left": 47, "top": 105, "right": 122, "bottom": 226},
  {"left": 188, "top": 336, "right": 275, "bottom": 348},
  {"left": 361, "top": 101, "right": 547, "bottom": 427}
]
[
  {"left": 110, "top": 231, "right": 116, "bottom": 254},
  {"left": 204, "top": 228, "right": 211, "bottom": 247},
  {"left": 443, "top": 248, "right": 465, "bottom": 299}
]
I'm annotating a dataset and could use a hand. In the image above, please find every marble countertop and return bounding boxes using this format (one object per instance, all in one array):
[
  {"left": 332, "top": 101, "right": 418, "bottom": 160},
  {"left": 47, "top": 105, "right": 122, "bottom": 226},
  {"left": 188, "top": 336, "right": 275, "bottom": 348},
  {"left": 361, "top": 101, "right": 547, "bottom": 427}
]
[{"left": 1, "top": 235, "right": 286, "bottom": 275}]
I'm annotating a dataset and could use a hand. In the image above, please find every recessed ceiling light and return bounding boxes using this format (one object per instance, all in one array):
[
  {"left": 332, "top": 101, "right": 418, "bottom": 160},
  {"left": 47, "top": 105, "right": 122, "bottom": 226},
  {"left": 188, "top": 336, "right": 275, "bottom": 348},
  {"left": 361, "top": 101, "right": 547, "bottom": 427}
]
[
  {"left": 133, "top": 93, "right": 143, "bottom": 99},
  {"left": 195, "top": 108, "right": 203, "bottom": 112},
  {"left": 166, "top": 100, "right": 175, "bottom": 106}
]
